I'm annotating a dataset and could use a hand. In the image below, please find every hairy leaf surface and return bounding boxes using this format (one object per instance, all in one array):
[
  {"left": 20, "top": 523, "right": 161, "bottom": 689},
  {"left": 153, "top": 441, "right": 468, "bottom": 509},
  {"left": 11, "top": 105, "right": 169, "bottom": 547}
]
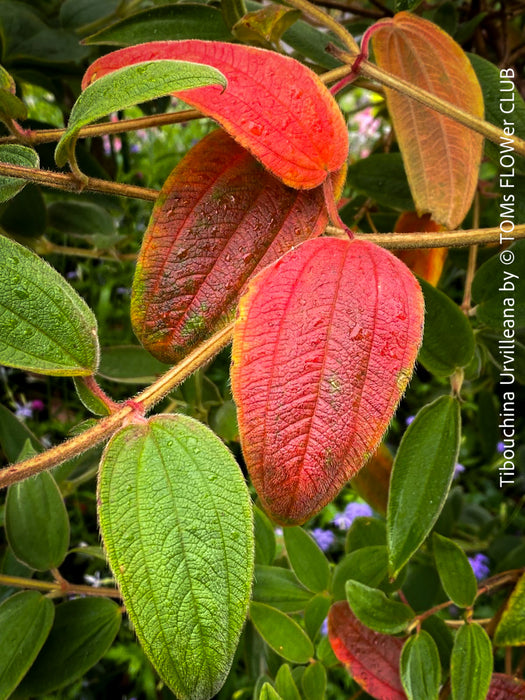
[
  {"left": 0, "top": 236, "right": 99, "bottom": 376},
  {"left": 98, "top": 414, "right": 254, "bottom": 700},
  {"left": 371, "top": 12, "right": 484, "bottom": 229},
  {"left": 132, "top": 130, "right": 344, "bottom": 363},
  {"left": 56, "top": 59, "right": 226, "bottom": 166},
  {"left": 82, "top": 40, "right": 348, "bottom": 189},
  {"left": 231, "top": 238, "right": 424, "bottom": 524},
  {"left": 328, "top": 601, "right": 406, "bottom": 699}
]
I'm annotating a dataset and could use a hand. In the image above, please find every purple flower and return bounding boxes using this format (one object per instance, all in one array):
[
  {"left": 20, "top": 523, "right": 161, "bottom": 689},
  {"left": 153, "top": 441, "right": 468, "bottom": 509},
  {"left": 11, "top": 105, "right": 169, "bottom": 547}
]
[
  {"left": 497, "top": 441, "right": 505, "bottom": 453},
  {"left": 405, "top": 415, "right": 415, "bottom": 426},
  {"left": 453, "top": 463, "right": 465, "bottom": 479},
  {"left": 468, "top": 553, "right": 490, "bottom": 581},
  {"left": 332, "top": 502, "right": 373, "bottom": 530},
  {"left": 310, "top": 528, "right": 335, "bottom": 551},
  {"left": 31, "top": 399, "right": 45, "bottom": 412},
  {"left": 321, "top": 617, "right": 328, "bottom": 636},
  {"left": 14, "top": 401, "right": 33, "bottom": 420}
]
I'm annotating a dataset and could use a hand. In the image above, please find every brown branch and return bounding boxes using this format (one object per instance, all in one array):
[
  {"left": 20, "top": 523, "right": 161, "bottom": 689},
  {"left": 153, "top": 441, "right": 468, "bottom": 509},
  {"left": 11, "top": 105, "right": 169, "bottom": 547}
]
[
  {"left": 0, "top": 161, "right": 158, "bottom": 201},
  {"left": 0, "top": 323, "right": 235, "bottom": 489},
  {"left": 0, "top": 109, "right": 203, "bottom": 146},
  {"left": 0, "top": 573, "right": 121, "bottom": 599}
]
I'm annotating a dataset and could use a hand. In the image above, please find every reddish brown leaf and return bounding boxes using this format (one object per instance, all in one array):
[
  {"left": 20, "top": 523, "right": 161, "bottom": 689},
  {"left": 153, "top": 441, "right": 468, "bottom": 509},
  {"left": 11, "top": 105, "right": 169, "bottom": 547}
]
[
  {"left": 82, "top": 40, "right": 348, "bottom": 189},
  {"left": 487, "top": 674, "right": 525, "bottom": 699},
  {"left": 131, "top": 130, "right": 345, "bottom": 363},
  {"left": 350, "top": 442, "right": 393, "bottom": 516},
  {"left": 371, "top": 13, "right": 484, "bottom": 229},
  {"left": 328, "top": 601, "right": 406, "bottom": 699},
  {"left": 394, "top": 212, "right": 447, "bottom": 286},
  {"left": 231, "top": 238, "right": 424, "bottom": 525}
]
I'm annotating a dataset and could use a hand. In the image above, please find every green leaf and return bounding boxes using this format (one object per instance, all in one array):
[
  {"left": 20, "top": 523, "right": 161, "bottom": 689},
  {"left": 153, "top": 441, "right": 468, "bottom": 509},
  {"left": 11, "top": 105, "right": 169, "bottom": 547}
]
[
  {"left": 73, "top": 376, "right": 111, "bottom": 416},
  {"left": 387, "top": 396, "right": 461, "bottom": 576},
  {"left": 260, "top": 682, "right": 283, "bottom": 700},
  {"left": 0, "top": 0, "right": 89, "bottom": 65},
  {"left": 250, "top": 602, "right": 314, "bottom": 664},
  {"left": 418, "top": 277, "right": 475, "bottom": 376},
  {"left": 48, "top": 200, "right": 116, "bottom": 237},
  {"left": 252, "top": 565, "right": 313, "bottom": 612},
  {"left": 0, "top": 591, "right": 54, "bottom": 700},
  {"left": 332, "top": 546, "right": 389, "bottom": 600},
  {"left": 471, "top": 241, "right": 525, "bottom": 329},
  {"left": 275, "top": 664, "right": 301, "bottom": 700},
  {"left": 55, "top": 60, "right": 227, "bottom": 167},
  {"left": 0, "top": 404, "right": 42, "bottom": 462},
  {"left": 345, "top": 580, "right": 414, "bottom": 634},
  {"left": 254, "top": 506, "right": 276, "bottom": 565},
  {"left": 0, "top": 145, "right": 39, "bottom": 203},
  {"left": 84, "top": 4, "right": 232, "bottom": 45},
  {"left": 345, "top": 516, "right": 386, "bottom": 552},
  {"left": 301, "top": 661, "right": 326, "bottom": 700},
  {"left": 450, "top": 623, "right": 493, "bottom": 700},
  {"left": 0, "top": 184, "right": 46, "bottom": 241},
  {"left": 494, "top": 572, "right": 525, "bottom": 646},
  {"left": 304, "top": 593, "right": 332, "bottom": 640},
  {"left": 98, "top": 414, "right": 254, "bottom": 700},
  {"left": 345, "top": 153, "right": 414, "bottom": 211},
  {"left": 432, "top": 533, "right": 477, "bottom": 608},
  {"left": 468, "top": 54, "right": 525, "bottom": 173},
  {"left": 421, "top": 615, "right": 454, "bottom": 672},
  {"left": 98, "top": 345, "right": 170, "bottom": 384},
  {"left": 0, "top": 236, "right": 99, "bottom": 376},
  {"left": 60, "top": 0, "right": 121, "bottom": 31},
  {"left": 0, "top": 88, "right": 27, "bottom": 123},
  {"left": 18, "top": 597, "right": 121, "bottom": 696},
  {"left": 0, "top": 547, "right": 34, "bottom": 604},
  {"left": 284, "top": 527, "right": 330, "bottom": 593},
  {"left": 5, "top": 469, "right": 70, "bottom": 571},
  {"left": 400, "top": 630, "right": 441, "bottom": 700}
]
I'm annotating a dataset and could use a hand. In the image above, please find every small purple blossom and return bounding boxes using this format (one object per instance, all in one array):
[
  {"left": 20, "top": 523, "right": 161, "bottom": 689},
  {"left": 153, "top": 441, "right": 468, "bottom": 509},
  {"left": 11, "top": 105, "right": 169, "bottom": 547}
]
[
  {"left": 453, "top": 463, "right": 465, "bottom": 479},
  {"left": 405, "top": 415, "right": 415, "bottom": 426},
  {"left": 497, "top": 441, "right": 505, "bottom": 453},
  {"left": 332, "top": 502, "right": 373, "bottom": 531},
  {"left": 31, "top": 399, "right": 45, "bottom": 412},
  {"left": 14, "top": 401, "right": 33, "bottom": 420},
  {"left": 310, "top": 528, "right": 335, "bottom": 552},
  {"left": 66, "top": 269, "right": 79, "bottom": 280},
  {"left": 274, "top": 527, "right": 283, "bottom": 537},
  {"left": 468, "top": 553, "right": 490, "bottom": 581},
  {"left": 321, "top": 617, "right": 328, "bottom": 636}
]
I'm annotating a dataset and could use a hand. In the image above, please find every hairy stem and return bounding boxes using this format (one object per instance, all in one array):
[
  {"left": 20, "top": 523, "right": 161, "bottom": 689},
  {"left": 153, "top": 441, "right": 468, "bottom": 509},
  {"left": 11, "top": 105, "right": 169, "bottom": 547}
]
[
  {"left": 329, "top": 224, "right": 525, "bottom": 248},
  {"left": 0, "top": 109, "right": 203, "bottom": 146},
  {"left": 0, "top": 573, "right": 121, "bottom": 599},
  {"left": 0, "top": 322, "right": 234, "bottom": 489},
  {"left": 0, "top": 161, "right": 158, "bottom": 201},
  {"left": 357, "top": 60, "right": 525, "bottom": 157}
]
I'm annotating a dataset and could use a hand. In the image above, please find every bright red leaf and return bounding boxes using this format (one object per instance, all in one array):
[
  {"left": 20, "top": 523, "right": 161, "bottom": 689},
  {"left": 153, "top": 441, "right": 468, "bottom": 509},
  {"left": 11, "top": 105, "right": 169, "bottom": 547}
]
[
  {"left": 82, "top": 40, "right": 348, "bottom": 189},
  {"left": 487, "top": 673, "right": 525, "bottom": 699},
  {"left": 328, "top": 601, "right": 406, "bottom": 699},
  {"left": 231, "top": 237, "right": 424, "bottom": 525},
  {"left": 131, "top": 129, "right": 345, "bottom": 363}
]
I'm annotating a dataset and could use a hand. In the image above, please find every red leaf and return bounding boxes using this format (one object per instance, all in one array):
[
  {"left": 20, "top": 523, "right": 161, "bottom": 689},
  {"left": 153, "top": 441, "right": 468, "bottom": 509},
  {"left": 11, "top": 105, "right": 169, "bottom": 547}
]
[
  {"left": 131, "top": 130, "right": 345, "bottom": 363},
  {"left": 231, "top": 238, "right": 424, "bottom": 524},
  {"left": 82, "top": 41, "right": 348, "bottom": 189},
  {"left": 487, "top": 674, "right": 525, "bottom": 699},
  {"left": 393, "top": 212, "right": 447, "bottom": 287},
  {"left": 328, "top": 601, "right": 406, "bottom": 699}
]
